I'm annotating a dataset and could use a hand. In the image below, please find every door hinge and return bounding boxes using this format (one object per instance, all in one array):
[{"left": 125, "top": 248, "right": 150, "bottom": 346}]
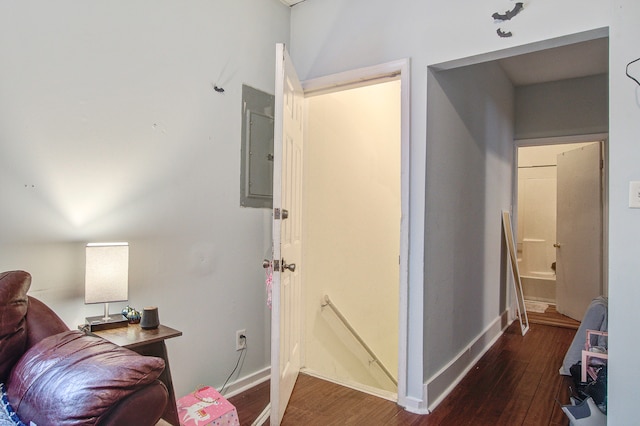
[{"left": 274, "top": 208, "right": 289, "bottom": 220}]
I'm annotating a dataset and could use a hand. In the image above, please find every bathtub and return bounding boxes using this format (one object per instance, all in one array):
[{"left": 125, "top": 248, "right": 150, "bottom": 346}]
[{"left": 521, "top": 273, "right": 556, "bottom": 303}]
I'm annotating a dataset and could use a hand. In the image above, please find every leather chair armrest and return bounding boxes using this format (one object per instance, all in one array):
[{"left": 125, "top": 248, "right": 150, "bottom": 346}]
[
  {"left": 24, "top": 296, "right": 69, "bottom": 350},
  {"left": 8, "top": 331, "right": 167, "bottom": 426},
  {"left": 98, "top": 380, "right": 169, "bottom": 426}
]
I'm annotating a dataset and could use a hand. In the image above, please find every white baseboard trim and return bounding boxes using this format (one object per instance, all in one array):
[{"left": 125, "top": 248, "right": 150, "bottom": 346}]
[
  {"left": 401, "top": 395, "right": 430, "bottom": 415},
  {"left": 218, "top": 311, "right": 512, "bottom": 415},
  {"left": 222, "top": 366, "right": 271, "bottom": 399},
  {"left": 425, "top": 310, "right": 512, "bottom": 411},
  {"left": 220, "top": 365, "right": 398, "bottom": 402}
]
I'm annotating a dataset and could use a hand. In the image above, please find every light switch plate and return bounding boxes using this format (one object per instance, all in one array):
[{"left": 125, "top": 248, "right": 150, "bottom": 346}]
[{"left": 629, "top": 181, "right": 640, "bottom": 208}]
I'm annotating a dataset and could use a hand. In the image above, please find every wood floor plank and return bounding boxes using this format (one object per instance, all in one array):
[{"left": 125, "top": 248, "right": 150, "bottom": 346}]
[
  {"left": 523, "top": 326, "right": 576, "bottom": 425},
  {"left": 493, "top": 367, "right": 543, "bottom": 425},
  {"left": 227, "top": 379, "right": 270, "bottom": 426},
  {"left": 527, "top": 305, "right": 580, "bottom": 330},
  {"left": 229, "top": 321, "right": 578, "bottom": 426}
]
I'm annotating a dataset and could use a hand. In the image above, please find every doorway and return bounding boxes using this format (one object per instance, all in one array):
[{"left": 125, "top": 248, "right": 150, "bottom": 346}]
[
  {"left": 422, "top": 31, "right": 608, "bottom": 408},
  {"left": 301, "top": 79, "right": 401, "bottom": 398},
  {"left": 269, "top": 49, "right": 410, "bottom": 422},
  {"left": 516, "top": 139, "right": 607, "bottom": 323}
]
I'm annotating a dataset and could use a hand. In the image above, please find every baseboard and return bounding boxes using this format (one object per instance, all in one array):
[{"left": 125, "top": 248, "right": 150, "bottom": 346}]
[
  {"left": 401, "top": 395, "right": 430, "bottom": 415},
  {"left": 222, "top": 366, "right": 271, "bottom": 399},
  {"left": 221, "top": 365, "right": 399, "bottom": 403},
  {"left": 425, "top": 310, "right": 511, "bottom": 411},
  {"left": 219, "top": 311, "right": 512, "bottom": 414}
]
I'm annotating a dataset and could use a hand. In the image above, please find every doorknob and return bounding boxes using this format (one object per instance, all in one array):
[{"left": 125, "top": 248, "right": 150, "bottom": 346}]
[
  {"left": 281, "top": 260, "right": 296, "bottom": 272},
  {"left": 262, "top": 259, "right": 272, "bottom": 269},
  {"left": 553, "top": 243, "right": 561, "bottom": 248}
]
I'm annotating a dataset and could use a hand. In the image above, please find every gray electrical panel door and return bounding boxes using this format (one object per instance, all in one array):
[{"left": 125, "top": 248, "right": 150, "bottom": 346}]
[{"left": 240, "top": 85, "right": 275, "bottom": 208}]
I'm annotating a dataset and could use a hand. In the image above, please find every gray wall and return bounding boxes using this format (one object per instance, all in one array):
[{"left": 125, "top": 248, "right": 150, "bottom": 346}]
[
  {"left": 515, "top": 74, "right": 608, "bottom": 139},
  {"left": 425, "top": 62, "right": 514, "bottom": 402}
]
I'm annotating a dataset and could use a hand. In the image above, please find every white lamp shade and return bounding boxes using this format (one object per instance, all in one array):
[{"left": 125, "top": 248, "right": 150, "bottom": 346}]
[{"left": 85, "top": 243, "right": 129, "bottom": 304}]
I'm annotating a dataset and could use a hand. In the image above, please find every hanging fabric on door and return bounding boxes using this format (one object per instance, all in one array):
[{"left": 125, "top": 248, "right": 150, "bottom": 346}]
[{"left": 265, "top": 261, "right": 273, "bottom": 310}]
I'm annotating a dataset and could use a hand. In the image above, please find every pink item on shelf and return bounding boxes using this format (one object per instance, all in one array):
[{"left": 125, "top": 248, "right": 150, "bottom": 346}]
[{"left": 177, "top": 386, "right": 240, "bottom": 426}]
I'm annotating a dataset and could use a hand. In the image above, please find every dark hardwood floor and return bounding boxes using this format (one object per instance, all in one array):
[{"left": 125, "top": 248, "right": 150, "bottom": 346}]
[
  {"left": 228, "top": 321, "right": 576, "bottom": 425},
  {"left": 526, "top": 303, "right": 580, "bottom": 330}
]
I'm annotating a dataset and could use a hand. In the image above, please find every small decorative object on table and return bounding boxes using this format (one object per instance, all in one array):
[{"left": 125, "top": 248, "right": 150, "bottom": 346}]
[
  {"left": 141, "top": 306, "right": 160, "bottom": 330},
  {"left": 177, "top": 386, "right": 240, "bottom": 426},
  {"left": 121, "top": 305, "right": 141, "bottom": 324}
]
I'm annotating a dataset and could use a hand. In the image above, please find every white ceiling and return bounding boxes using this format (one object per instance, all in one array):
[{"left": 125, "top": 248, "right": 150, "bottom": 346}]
[{"left": 498, "top": 37, "right": 609, "bottom": 86}]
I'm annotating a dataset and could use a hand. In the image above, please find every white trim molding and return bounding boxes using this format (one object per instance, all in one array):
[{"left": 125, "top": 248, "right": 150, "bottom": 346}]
[
  {"left": 223, "top": 366, "right": 271, "bottom": 399},
  {"left": 302, "top": 57, "right": 415, "bottom": 411}
]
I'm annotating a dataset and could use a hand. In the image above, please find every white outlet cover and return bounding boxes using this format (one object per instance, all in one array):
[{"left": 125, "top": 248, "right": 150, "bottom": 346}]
[{"left": 629, "top": 181, "right": 640, "bottom": 208}]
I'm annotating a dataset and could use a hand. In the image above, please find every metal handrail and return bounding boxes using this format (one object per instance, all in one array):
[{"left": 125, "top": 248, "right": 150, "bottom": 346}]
[{"left": 321, "top": 295, "right": 397, "bottom": 386}]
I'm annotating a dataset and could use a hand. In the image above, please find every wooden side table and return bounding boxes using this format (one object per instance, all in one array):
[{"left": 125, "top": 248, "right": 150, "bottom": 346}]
[{"left": 89, "top": 324, "right": 183, "bottom": 426}]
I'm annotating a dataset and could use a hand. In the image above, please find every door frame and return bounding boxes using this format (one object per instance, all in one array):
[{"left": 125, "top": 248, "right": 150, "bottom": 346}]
[
  {"left": 513, "top": 133, "right": 609, "bottom": 302},
  {"left": 302, "top": 58, "right": 411, "bottom": 407}
]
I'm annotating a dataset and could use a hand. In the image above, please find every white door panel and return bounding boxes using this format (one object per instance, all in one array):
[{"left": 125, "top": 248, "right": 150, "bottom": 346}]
[
  {"left": 555, "top": 142, "right": 603, "bottom": 321},
  {"left": 270, "top": 43, "right": 303, "bottom": 426}
]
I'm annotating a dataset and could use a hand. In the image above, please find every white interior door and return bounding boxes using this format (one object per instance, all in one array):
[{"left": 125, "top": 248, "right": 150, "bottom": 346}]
[
  {"left": 555, "top": 142, "right": 603, "bottom": 321},
  {"left": 270, "top": 43, "right": 303, "bottom": 425}
]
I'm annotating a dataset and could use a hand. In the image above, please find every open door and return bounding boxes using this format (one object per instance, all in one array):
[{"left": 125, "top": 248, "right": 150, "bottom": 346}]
[
  {"left": 555, "top": 142, "right": 603, "bottom": 321},
  {"left": 270, "top": 43, "right": 304, "bottom": 425}
]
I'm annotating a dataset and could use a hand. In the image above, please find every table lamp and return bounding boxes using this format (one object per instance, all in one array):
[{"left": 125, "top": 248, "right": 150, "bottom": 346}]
[{"left": 85, "top": 242, "right": 129, "bottom": 331}]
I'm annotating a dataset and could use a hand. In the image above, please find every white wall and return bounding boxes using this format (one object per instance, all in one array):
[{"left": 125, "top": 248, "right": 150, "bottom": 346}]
[
  {"left": 290, "top": 0, "right": 612, "bottom": 412},
  {"left": 0, "top": 0, "right": 290, "bottom": 399},
  {"left": 302, "top": 81, "right": 401, "bottom": 393},
  {"left": 608, "top": 0, "right": 640, "bottom": 422}
]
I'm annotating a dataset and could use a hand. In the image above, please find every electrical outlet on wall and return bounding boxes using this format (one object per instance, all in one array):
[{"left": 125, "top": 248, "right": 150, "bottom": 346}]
[{"left": 236, "top": 329, "right": 246, "bottom": 351}]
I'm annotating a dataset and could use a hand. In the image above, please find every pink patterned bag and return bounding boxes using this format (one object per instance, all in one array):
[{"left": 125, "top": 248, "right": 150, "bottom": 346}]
[{"left": 177, "top": 386, "right": 240, "bottom": 426}]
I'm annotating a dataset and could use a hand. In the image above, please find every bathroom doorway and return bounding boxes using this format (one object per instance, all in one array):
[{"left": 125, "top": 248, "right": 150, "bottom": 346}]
[{"left": 516, "top": 139, "right": 607, "bottom": 322}]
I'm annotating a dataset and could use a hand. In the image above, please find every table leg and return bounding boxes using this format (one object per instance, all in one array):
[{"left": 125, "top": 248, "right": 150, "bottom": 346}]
[{"left": 132, "top": 341, "right": 179, "bottom": 426}]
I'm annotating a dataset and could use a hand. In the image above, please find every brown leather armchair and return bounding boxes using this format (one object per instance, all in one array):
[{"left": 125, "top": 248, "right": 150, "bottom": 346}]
[{"left": 0, "top": 270, "right": 169, "bottom": 426}]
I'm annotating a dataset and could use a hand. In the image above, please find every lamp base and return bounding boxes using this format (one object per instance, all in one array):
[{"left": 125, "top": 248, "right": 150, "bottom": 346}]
[{"left": 85, "top": 314, "right": 128, "bottom": 332}]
